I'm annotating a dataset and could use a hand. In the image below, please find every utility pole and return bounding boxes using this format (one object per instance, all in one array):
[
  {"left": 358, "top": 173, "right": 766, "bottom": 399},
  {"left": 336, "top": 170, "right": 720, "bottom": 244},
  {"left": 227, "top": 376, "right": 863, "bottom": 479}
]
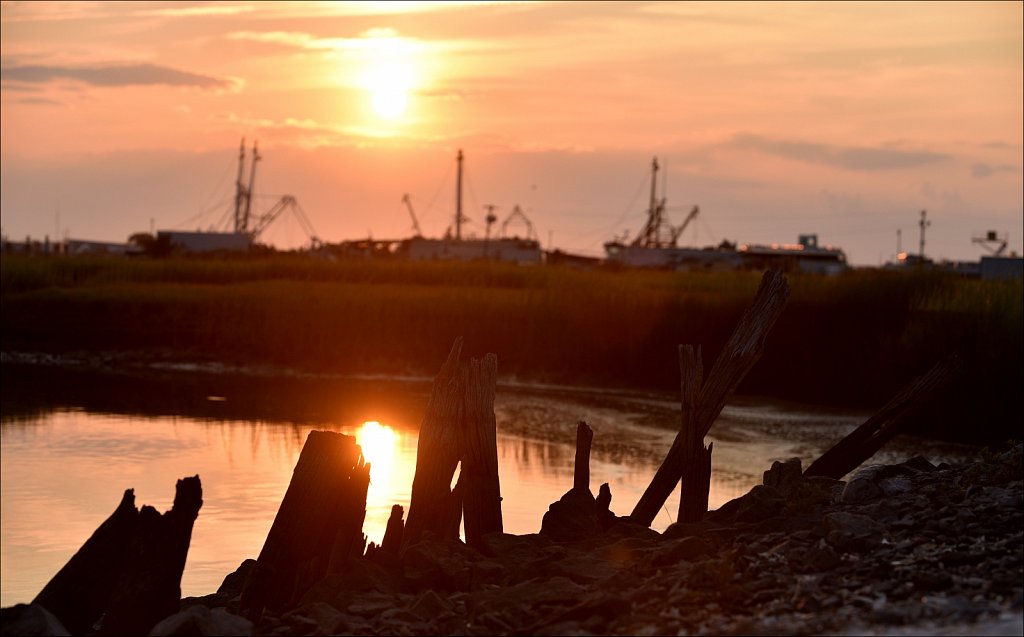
[
  {"left": 483, "top": 204, "right": 498, "bottom": 241},
  {"left": 918, "top": 209, "right": 929, "bottom": 259},
  {"left": 896, "top": 228, "right": 902, "bottom": 255}
]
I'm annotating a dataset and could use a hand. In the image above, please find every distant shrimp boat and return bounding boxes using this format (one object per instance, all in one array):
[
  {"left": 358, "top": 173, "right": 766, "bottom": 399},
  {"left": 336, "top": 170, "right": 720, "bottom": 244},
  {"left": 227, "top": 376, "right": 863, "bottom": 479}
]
[
  {"left": 603, "top": 157, "right": 741, "bottom": 271},
  {"left": 397, "top": 150, "right": 543, "bottom": 265},
  {"left": 604, "top": 157, "right": 848, "bottom": 274},
  {"left": 738, "top": 235, "right": 847, "bottom": 275}
]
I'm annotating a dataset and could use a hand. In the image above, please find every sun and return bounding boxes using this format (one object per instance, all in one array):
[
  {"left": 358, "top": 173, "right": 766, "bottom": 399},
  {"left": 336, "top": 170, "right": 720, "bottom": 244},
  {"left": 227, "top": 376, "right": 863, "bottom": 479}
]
[
  {"left": 356, "top": 31, "right": 419, "bottom": 122},
  {"left": 366, "top": 61, "right": 413, "bottom": 120}
]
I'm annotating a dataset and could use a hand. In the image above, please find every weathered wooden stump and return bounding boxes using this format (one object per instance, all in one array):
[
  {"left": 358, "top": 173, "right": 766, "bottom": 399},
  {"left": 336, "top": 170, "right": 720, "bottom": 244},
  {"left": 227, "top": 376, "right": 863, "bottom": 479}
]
[
  {"left": 677, "top": 345, "right": 712, "bottom": 523},
  {"left": 574, "top": 421, "right": 594, "bottom": 493},
  {"left": 100, "top": 476, "right": 203, "bottom": 636},
  {"left": 805, "top": 357, "right": 958, "bottom": 479},
  {"left": 380, "top": 504, "right": 405, "bottom": 555},
  {"left": 33, "top": 476, "right": 203, "bottom": 637},
  {"left": 404, "top": 337, "right": 503, "bottom": 549},
  {"left": 239, "top": 431, "right": 369, "bottom": 620},
  {"left": 33, "top": 490, "right": 140, "bottom": 635},
  {"left": 631, "top": 269, "right": 790, "bottom": 527}
]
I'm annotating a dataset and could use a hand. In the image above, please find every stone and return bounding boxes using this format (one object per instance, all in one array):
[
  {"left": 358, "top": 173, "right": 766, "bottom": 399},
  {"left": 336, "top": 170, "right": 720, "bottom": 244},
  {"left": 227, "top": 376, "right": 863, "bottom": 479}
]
[
  {"left": 540, "top": 487, "right": 599, "bottom": 541},
  {"left": 824, "top": 511, "right": 885, "bottom": 551},
  {"left": 707, "top": 485, "right": 784, "bottom": 524},
  {"left": 840, "top": 465, "right": 886, "bottom": 503},
  {"left": 147, "top": 606, "right": 253, "bottom": 636},
  {"left": 0, "top": 603, "right": 70, "bottom": 637},
  {"left": 763, "top": 457, "right": 803, "bottom": 494}
]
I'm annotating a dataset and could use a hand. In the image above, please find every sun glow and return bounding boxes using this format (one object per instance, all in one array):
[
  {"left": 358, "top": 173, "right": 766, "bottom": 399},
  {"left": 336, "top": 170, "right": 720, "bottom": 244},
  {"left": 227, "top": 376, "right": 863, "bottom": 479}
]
[
  {"left": 367, "top": 61, "right": 413, "bottom": 119},
  {"left": 356, "top": 420, "right": 398, "bottom": 485},
  {"left": 356, "top": 31, "right": 420, "bottom": 122}
]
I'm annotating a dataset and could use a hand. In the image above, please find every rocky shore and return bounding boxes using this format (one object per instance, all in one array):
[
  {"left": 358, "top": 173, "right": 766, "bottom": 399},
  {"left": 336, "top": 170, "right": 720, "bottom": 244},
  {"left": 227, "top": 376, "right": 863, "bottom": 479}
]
[{"left": 4, "top": 444, "right": 1021, "bottom": 636}]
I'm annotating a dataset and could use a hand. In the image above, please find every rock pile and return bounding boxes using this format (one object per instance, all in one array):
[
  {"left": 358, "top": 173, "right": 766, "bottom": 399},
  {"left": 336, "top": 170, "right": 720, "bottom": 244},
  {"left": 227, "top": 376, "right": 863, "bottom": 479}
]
[{"left": 5, "top": 445, "right": 1021, "bottom": 636}]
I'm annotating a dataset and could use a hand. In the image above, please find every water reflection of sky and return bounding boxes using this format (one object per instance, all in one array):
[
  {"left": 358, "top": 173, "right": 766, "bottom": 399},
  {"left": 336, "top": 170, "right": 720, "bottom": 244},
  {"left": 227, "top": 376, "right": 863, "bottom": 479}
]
[
  {"left": 0, "top": 389, "right": 977, "bottom": 608},
  {"left": 0, "top": 408, "right": 751, "bottom": 607}
]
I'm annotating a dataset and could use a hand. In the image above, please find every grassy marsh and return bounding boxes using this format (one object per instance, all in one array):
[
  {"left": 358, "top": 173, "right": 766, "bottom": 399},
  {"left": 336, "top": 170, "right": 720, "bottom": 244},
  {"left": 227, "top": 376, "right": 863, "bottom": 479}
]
[{"left": 2, "top": 254, "right": 1020, "bottom": 442}]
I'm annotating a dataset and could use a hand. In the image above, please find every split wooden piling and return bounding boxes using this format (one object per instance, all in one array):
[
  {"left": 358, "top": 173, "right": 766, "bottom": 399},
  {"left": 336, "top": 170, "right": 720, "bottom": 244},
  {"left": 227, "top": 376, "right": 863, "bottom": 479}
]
[
  {"left": 805, "top": 357, "right": 958, "bottom": 479},
  {"left": 404, "top": 337, "right": 503, "bottom": 549},
  {"left": 239, "top": 431, "right": 368, "bottom": 620},
  {"left": 631, "top": 269, "right": 790, "bottom": 527},
  {"left": 33, "top": 476, "right": 203, "bottom": 637}
]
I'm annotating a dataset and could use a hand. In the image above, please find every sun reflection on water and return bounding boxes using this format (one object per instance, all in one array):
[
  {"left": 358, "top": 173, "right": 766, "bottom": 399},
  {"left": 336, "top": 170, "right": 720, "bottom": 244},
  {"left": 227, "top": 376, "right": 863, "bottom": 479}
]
[{"left": 353, "top": 420, "right": 414, "bottom": 548}]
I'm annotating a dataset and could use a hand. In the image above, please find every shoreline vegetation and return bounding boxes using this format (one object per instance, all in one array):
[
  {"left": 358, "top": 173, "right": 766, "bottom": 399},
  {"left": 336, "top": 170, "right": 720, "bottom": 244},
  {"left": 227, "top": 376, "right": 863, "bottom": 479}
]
[{"left": 2, "top": 254, "right": 1021, "bottom": 443}]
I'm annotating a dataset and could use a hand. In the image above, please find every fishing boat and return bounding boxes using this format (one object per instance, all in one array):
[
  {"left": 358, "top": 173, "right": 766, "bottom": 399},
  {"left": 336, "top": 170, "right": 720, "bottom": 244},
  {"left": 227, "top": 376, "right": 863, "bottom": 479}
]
[
  {"left": 603, "top": 157, "right": 741, "bottom": 271},
  {"left": 399, "top": 149, "right": 543, "bottom": 265}
]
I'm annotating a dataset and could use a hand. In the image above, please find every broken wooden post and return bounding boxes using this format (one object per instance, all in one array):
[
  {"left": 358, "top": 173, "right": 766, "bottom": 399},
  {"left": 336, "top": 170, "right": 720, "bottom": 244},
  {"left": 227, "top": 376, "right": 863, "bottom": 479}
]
[
  {"left": 631, "top": 269, "right": 790, "bottom": 527},
  {"left": 404, "top": 337, "right": 503, "bottom": 548},
  {"left": 239, "top": 431, "right": 367, "bottom": 620},
  {"left": 458, "top": 353, "right": 503, "bottom": 547},
  {"left": 100, "top": 476, "right": 203, "bottom": 636},
  {"left": 404, "top": 338, "right": 467, "bottom": 545},
  {"left": 380, "top": 504, "right": 405, "bottom": 554},
  {"left": 33, "top": 476, "right": 203, "bottom": 637},
  {"left": 805, "top": 358, "right": 958, "bottom": 479},
  {"left": 33, "top": 490, "right": 141, "bottom": 635},
  {"left": 327, "top": 458, "right": 371, "bottom": 573},
  {"left": 677, "top": 345, "right": 712, "bottom": 523},
  {"left": 574, "top": 421, "right": 594, "bottom": 493}
]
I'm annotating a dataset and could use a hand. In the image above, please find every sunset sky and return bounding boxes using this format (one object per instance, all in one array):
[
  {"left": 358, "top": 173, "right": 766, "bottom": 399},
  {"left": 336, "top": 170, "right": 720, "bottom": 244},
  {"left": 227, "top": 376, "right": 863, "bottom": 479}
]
[{"left": 2, "top": 1, "right": 1021, "bottom": 265}]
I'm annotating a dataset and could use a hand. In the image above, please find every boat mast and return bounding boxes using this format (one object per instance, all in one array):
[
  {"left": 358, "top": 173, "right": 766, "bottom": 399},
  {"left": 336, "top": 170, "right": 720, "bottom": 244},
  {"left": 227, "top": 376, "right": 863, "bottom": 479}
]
[
  {"left": 455, "top": 149, "right": 464, "bottom": 240},
  {"left": 234, "top": 138, "right": 246, "bottom": 234},
  {"left": 649, "top": 157, "right": 660, "bottom": 245},
  {"left": 242, "top": 140, "right": 260, "bottom": 235},
  {"left": 633, "top": 156, "right": 662, "bottom": 247}
]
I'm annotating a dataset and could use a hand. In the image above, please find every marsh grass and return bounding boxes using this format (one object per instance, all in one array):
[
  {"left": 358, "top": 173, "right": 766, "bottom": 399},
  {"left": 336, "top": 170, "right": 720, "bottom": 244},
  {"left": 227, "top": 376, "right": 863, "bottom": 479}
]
[{"left": 2, "top": 254, "right": 1020, "bottom": 442}]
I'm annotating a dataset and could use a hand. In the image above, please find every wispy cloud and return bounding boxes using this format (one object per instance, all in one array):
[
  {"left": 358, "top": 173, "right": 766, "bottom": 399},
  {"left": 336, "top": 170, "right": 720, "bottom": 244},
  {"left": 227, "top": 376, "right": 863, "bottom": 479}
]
[
  {"left": 224, "top": 28, "right": 472, "bottom": 54},
  {"left": 1, "top": 63, "right": 235, "bottom": 89},
  {"left": 971, "top": 163, "right": 1017, "bottom": 179},
  {"left": 142, "top": 5, "right": 257, "bottom": 18},
  {"left": 728, "top": 134, "right": 949, "bottom": 171},
  {"left": 14, "top": 97, "right": 63, "bottom": 106}
]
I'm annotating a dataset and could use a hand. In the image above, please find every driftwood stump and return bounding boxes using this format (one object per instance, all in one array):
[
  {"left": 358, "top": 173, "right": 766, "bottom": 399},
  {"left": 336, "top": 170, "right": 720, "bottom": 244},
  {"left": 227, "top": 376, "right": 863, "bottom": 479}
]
[
  {"left": 574, "top": 421, "right": 594, "bottom": 493},
  {"left": 631, "top": 270, "right": 790, "bottom": 526},
  {"left": 240, "top": 431, "right": 369, "bottom": 620},
  {"left": 677, "top": 345, "right": 712, "bottom": 523},
  {"left": 404, "top": 337, "right": 503, "bottom": 549},
  {"left": 33, "top": 476, "right": 203, "bottom": 637},
  {"left": 457, "top": 353, "right": 503, "bottom": 547},
  {"left": 100, "top": 476, "right": 203, "bottom": 636},
  {"left": 805, "top": 358, "right": 958, "bottom": 479}
]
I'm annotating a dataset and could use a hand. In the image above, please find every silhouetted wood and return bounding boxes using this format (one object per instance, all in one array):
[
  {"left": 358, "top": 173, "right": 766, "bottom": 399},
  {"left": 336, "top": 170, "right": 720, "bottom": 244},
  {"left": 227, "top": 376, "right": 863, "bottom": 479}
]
[
  {"left": 596, "top": 482, "right": 616, "bottom": 528},
  {"left": 380, "top": 504, "right": 405, "bottom": 555},
  {"left": 33, "top": 490, "right": 140, "bottom": 635},
  {"left": 404, "top": 338, "right": 466, "bottom": 545},
  {"left": 631, "top": 270, "right": 790, "bottom": 526},
  {"left": 99, "top": 476, "right": 203, "bottom": 636},
  {"left": 405, "top": 338, "right": 503, "bottom": 548},
  {"left": 574, "top": 421, "right": 594, "bottom": 492},
  {"left": 805, "top": 358, "right": 958, "bottom": 479},
  {"left": 240, "top": 431, "right": 368, "bottom": 620},
  {"left": 677, "top": 345, "right": 712, "bottom": 523},
  {"left": 458, "top": 352, "right": 503, "bottom": 547},
  {"left": 327, "top": 459, "right": 371, "bottom": 573},
  {"left": 33, "top": 477, "right": 203, "bottom": 636}
]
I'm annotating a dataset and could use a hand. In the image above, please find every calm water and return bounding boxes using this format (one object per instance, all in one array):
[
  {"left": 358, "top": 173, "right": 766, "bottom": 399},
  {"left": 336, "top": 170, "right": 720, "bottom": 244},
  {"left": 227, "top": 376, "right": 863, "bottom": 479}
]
[{"left": 0, "top": 366, "right": 980, "bottom": 607}]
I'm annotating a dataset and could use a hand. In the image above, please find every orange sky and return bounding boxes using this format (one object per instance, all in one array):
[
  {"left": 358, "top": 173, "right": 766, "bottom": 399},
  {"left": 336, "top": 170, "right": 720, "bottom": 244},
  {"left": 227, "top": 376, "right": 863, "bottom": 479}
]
[{"left": 2, "top": 1, "right": 1021, "bottom": 264}]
